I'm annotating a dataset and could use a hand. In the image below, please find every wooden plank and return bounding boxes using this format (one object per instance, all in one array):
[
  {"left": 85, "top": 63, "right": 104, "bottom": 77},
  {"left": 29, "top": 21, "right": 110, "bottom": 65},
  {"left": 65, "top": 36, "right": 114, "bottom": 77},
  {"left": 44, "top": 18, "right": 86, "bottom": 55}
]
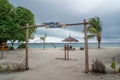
[{"left": 21, "top": 22, "right": 89, "bottom": 28}]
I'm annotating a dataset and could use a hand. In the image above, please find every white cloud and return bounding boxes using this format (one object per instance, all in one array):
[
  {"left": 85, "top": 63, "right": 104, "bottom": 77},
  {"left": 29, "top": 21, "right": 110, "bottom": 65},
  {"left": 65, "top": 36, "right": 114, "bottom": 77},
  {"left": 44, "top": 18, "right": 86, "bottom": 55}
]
[
  {"left": 29, "top": 36, "right": 63, "bottom": 43},
  {"left": 29, "top": 36, "right": 40, "bottom": 43},
  {"left": 39, "top": 0, "right": 120, "bottom": 14},
  {"left": 46, "top": 37, "right": 63, "bottom": 42},
  {"left": 9, "top": 0, "right": 120, "bottom": 43},
  {"left": 35, "top": 27, "right": 84, "bottom": 39},
  {"left": 66, "top": 0, "right": 108, "bottom": 13}
]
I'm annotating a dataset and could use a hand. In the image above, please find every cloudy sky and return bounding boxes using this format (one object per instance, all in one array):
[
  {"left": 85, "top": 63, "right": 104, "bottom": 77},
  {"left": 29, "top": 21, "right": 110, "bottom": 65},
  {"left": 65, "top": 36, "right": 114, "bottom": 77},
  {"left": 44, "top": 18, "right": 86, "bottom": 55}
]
[{"left": 9, "top": 0, "right": 120, "bottom": 43}]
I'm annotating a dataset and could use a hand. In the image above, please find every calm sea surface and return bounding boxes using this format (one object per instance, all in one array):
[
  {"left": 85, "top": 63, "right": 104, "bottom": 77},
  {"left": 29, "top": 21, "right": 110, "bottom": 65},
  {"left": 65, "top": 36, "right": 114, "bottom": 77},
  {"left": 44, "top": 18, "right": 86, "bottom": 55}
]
[{"left": 7, "top": 43, "right": 120, "bottom": 49}]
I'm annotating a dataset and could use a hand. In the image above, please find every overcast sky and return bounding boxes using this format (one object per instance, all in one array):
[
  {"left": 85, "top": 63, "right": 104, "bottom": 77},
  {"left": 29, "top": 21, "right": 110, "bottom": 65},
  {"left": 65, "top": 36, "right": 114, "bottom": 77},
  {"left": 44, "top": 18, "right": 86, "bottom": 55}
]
[{"left": 9, "top": 0, "right": 120, "bottom": 43}]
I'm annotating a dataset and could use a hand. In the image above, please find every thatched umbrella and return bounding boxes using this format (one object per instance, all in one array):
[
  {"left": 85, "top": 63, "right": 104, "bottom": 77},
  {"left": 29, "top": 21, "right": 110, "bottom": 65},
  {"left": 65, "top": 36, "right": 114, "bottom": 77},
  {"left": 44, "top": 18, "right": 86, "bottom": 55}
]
[
  {"left": 62, "top": 35, "right": 79, "bottom": 42},
  {"left": 62, "top": 35, "right": 78, "bottom": 60}
]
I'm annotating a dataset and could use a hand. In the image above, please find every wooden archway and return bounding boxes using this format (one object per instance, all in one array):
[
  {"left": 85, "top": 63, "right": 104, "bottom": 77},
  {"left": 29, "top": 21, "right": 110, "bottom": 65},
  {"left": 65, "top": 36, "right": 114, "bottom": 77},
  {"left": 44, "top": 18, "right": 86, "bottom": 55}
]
[{"left": 23, "top": 19, "right": 89, "bottom": 73}]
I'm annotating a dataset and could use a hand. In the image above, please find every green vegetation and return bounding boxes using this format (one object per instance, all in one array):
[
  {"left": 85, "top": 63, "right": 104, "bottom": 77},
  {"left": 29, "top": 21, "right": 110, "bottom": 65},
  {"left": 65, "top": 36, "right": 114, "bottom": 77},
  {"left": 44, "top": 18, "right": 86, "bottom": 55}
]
[
  {"left": 118, "top": 68, "right": 120, "bottom": 73},
  {"left": 110, "top": 61, "right": 120, "bottom": 74},
  {"left": 88, "top": 17, "right": 102, "bottom": 48},
  {"left": 0, "top": 0, "right": 14, "bottom": 44},
  {"left": 92, "top": 59, "right": 106, "bottom": 73},
  {"left": 0, "top": 62, "right": 26, "bottom": 72},
  {"left": 0, "top": 0, "right": 36, "bottom": 48},
  {"left": 13, "top": 62, "right": 26, "bottom": 71},
  {"left": 40, "top": 33, "right": 47, "bottom": 49},
  {"left": 0, "top": 65, "right": 2, "bottom": 71},
  {"left": 8, "top": 46, "right": 15, "bottom": 50},
  {"left": 111, "top": 61, "right": 116, "bottom": 70},
  {"left": 18, "top": 43, "right": 26, "bottom": 49},
  {"left": 6, "top": 65, "right": 11, "bottom": 71}
]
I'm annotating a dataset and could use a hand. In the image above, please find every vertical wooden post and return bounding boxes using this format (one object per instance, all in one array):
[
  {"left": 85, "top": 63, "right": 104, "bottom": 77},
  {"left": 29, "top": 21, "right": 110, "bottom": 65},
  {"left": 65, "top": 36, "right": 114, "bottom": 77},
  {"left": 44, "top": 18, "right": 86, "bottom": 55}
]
[
  {"left": 25, "top": 23, "right": 29, "bottom": 70},
  {"left": 64, "top": 48, "right": 66, "bottom": 60},
  {"left": 84, "top": 19, "right": 89, "bottom": 73},
  {"left": 67, "top": 47, "right": 69, "bottom": 60},
  {"left": 64, "top": 45, "right": 67, "bottom": 60}
]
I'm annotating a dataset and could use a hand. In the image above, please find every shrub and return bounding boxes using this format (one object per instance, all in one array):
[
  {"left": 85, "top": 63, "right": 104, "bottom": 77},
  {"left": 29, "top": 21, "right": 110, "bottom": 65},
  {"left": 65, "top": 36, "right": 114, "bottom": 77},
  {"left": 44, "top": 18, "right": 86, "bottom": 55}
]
[
  {"left": 8, "top": 46, "right": 15, "bottom": 50},
  {"left": 12, "top": 60, "right": 26, "bottom": 71},
  {"left": 6, "top": 65, "right": 11, "bottom": 71},
  {"left": 0, "top": 65, "right": 2, "bottom": 71},
  {"left": 18, "top": 43, "right": 26, "bottom": 49},
  {"left": 92, "top": 59, "right": 106, "bottom": 73},
  {"left": 118, "top": 68, "right": 120, "bottom": 73},
  {"left": 111, "top": 61, "right": 116, "bottom": 70}
]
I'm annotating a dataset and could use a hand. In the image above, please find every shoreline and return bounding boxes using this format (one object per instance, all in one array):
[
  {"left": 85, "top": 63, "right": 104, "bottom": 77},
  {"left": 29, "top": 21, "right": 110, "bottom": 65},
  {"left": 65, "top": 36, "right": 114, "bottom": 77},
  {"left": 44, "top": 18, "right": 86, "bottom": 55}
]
[
  {"left": 7, "top": 43, "right": 120, "bottom": 49},
  {"left": 27, "top": 46, "right": 120, "bottom": 49}
]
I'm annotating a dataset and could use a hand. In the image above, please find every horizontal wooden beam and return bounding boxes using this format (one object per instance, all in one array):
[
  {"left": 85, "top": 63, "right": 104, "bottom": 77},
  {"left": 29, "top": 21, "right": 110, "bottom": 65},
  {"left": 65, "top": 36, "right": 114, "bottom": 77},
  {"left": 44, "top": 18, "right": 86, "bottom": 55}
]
[
  {"left": 21, "top": 22, "right": 89, "bottom": 29},
  {"left": 65, "top": 22, "right": 89, "bottom": 26}
]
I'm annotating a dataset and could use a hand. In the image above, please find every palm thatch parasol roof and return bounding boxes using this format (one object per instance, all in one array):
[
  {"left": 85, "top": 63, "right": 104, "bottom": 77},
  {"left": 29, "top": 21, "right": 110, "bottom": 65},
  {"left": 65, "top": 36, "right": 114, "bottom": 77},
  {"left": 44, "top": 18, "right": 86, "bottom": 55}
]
[{"left": 62, "top": 35, "right": 79, "bottom": 42}]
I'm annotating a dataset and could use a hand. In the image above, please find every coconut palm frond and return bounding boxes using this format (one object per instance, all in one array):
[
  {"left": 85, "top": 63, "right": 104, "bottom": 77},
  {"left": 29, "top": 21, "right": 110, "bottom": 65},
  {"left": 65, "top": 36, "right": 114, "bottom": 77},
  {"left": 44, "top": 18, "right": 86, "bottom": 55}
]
[
  {"left": 89, "top": 27, "right": 97, "bottom": 33},
  {"left": 30, "top": 35, "right": 34, "bottom": 39},
  {"left": 40, "top": 33, "right": 47, "bottom": 49},
  {"left": 88, "top": 17, "right": 102, "bottom": 48},
  {"left": 40, "top": 33, "right": 47, "bottom": 41},
  {"left": 40, "top": 37, "right": 45, "bottom": 41},
  {"left": 87, "top": 35, "right": 95, "bottom": 39}
]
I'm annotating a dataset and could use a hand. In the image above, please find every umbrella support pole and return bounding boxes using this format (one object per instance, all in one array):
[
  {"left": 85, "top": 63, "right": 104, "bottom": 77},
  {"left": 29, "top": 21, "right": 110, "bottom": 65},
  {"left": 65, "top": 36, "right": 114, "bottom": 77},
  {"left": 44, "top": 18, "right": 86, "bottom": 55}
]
[
  {"left": 64, "top": 49, "right": 67, "bottom": 60},
  {"left": 67, "top": 49, "right": 69, "bottom": 60},
  {"left": 64, "top": 45, "right": 69, "bottom": 60}
]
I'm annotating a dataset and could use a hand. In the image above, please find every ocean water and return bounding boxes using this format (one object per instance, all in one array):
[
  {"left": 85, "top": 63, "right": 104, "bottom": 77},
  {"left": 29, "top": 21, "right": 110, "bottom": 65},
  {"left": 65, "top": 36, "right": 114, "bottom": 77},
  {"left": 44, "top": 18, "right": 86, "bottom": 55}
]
[{"left": 7, "top": 43, "right": 120, "bottom": 49}]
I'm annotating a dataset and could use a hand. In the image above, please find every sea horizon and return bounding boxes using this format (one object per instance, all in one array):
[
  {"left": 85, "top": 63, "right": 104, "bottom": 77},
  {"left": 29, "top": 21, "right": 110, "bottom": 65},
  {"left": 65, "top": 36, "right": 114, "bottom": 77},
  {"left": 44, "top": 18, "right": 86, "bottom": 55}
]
[{"left": 7, "top": 42, "right": 120, "bottom": 49}]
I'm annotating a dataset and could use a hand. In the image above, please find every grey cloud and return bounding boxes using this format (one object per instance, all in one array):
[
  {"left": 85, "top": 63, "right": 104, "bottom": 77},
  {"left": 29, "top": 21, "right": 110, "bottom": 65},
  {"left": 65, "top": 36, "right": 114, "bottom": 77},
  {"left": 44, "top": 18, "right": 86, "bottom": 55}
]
[{"left": 9, "top": 0, "right": 120, "bottom": 42}]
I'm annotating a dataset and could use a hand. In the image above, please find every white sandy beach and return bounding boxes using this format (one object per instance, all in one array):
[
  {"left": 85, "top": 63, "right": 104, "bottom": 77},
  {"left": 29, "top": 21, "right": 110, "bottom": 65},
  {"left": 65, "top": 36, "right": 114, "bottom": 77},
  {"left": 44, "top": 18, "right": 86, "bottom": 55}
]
[{"left": 0, "top": 47, "right": 120, "bottom": 80}]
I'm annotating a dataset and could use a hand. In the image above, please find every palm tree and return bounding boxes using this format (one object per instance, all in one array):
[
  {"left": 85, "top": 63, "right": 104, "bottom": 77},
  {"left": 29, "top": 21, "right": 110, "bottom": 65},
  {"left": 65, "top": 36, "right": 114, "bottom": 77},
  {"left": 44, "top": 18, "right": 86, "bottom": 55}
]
[
  {"left": 40, "top": 33, "right": 46, "bottom": 49},
  {"left": 88, "top": 17, "right": 102, "bottom": 48}
]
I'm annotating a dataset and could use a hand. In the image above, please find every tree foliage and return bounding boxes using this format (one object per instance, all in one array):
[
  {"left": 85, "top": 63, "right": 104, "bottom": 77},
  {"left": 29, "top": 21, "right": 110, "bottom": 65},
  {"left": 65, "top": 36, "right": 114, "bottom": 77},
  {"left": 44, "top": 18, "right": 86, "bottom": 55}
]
[
  {"left": 40, "top": 33, "right": 46, "bottom": 49},
  {"left": 14, "top": 6, "right": 35, "bottom": 42},
  {"left": 0, "top": 0, "right": 14, "bottom": 43},
  {"left": 88, "top": 17, "right": 102, "bottom": 48},
  {"left": 0, "top": 0, "right": 36, "bottom": 48}
]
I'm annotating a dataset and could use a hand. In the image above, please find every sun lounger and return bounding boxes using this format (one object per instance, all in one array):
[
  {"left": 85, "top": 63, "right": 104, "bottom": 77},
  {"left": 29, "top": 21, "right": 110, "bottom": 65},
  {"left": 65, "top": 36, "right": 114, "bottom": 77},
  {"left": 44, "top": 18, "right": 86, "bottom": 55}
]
[
  {"left": 80, "top": 47, "right": 84, "bottom": 50},
  {"left": 69, "top": 46, "right": 75, "bottom": 50}
]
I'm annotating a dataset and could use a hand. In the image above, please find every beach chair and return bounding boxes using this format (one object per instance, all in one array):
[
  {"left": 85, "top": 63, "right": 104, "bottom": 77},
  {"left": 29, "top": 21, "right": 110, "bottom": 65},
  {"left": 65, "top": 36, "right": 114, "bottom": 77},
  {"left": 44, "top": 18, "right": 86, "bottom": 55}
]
[
  {"left": 72, "top": 48, "right": 75, "bottom": 50},
  {"left": 69, "top": 46, "right": 75, "bottom": 50},
  {"left": 69, "top": 46, "right": 72, "bottom": 50},
  {"left": 80, "top": 47, "right": 84, "bottom": 50}
]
